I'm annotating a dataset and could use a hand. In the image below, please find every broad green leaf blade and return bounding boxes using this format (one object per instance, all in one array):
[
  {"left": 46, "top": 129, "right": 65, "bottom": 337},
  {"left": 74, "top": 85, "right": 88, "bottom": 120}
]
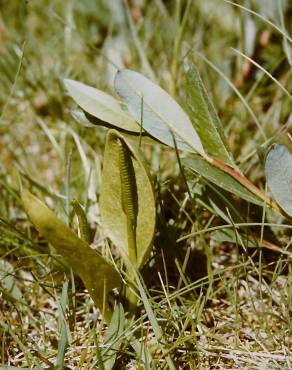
[
  {"left": 186, "top": 65, "right": 234, "bottom": 165},
  {"left": 265, "top": 144, "right": 292, "bottom": 217},
  {"left": 114, "top": 69, "right": 206, "bottom": 156},
  {"left": 64, "top": 79, "right": 140, "bottom": 133},
  {"left": 21, "top": 190, "right": 121, "bottom": 323},
  {"left": 100, "top": 130, "right": 156, "bottom": 269},
  {"left": 183, "top": 154, "right": 263, "bottom": 206}
]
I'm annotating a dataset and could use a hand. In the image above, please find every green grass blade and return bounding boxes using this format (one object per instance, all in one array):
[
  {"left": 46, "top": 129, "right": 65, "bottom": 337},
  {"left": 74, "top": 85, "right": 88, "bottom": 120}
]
[
  {"left": 55, "top": 280, "right": 70, "bottom": 370},
  {"left": 102, "top": 303, "right": 125, "bottom": 370},
  {"left": 133, "top": 269, "right": 177, "bottom": 370}
]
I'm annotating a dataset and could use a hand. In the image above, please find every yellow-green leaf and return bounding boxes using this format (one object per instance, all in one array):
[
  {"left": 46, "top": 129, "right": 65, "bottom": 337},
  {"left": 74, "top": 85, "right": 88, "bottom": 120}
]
[
  {"left": 64, "top": 79, "right": 140, "bottom": 133},
  {"left": 100, "top": 130, "right": 156, "bottom": 269},
  {"left": 22, "top": 190, "right": 121, "bottom": 323}
]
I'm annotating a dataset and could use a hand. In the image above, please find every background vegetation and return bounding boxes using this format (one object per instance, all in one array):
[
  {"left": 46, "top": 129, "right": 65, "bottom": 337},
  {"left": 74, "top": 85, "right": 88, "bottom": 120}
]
[{"left": 0, "top": 0, "right": 291, "bottom": 368}]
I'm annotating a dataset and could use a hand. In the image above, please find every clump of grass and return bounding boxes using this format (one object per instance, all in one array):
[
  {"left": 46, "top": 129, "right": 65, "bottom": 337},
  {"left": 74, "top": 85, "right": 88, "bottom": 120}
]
[{"left": 0, "top": 0, "right": 291, "bottom": 368}]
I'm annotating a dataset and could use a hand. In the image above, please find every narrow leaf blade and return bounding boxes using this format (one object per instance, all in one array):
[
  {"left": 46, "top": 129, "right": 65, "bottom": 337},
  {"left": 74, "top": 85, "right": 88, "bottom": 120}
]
[
  {"left": 186, "top": 65, "right": 234, "bottom": 165},
  {"left": 102, "top": 303, "right": 125, "bottom": 370},
  {"left": 184, "top": 154, "right": 263, "bottom": 206}
]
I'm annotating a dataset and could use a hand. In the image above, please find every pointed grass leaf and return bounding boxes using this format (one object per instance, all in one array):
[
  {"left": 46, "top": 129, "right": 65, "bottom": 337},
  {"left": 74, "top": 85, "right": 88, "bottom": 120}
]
[
  {"left": 265, "top": 144, "right": 292, "bottom": 217},
  {"left": 132, "top": 269, "right": 177, "bottom": 370},
  {"left": 183, "top": 154, "right": 263, "bottom": 206},
  {"left": 64, "top": 79, "right": 140, "bottom": 133},
  {"left": 21, "top": 190, "right": 121, "bottom": 323},
  {"left": 186, "top": 65, "right": 234, "bottom": 165},
  {"left": 102, "top": 303, "right": 125, "bottom": 370},
  {"left": 114, "top": 69, "right": 206, "bottom": 156},
  {"left": 100, "top": 130, "right": 156, "bottom": 269}
]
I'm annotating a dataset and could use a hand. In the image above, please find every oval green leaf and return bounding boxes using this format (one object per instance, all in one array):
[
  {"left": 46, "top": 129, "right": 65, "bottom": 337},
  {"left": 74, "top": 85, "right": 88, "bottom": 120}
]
[
  {"left": 64, "top": 79, "right": 140, "bottom": 133},
  {"left": 114, "top": 69, "right": 206, "bottom": 156},
  {"left": 22, "top": 190, "right": 121, "bottom": 322},
  {"left": 265, "top": 144, "right": 292, "bottom": 217},
  {"left": 100, "top": 130, "right": 156, "bottom": 269},
  {"left": 186, "top": 65, "right": 235, "bottom": 165}
]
